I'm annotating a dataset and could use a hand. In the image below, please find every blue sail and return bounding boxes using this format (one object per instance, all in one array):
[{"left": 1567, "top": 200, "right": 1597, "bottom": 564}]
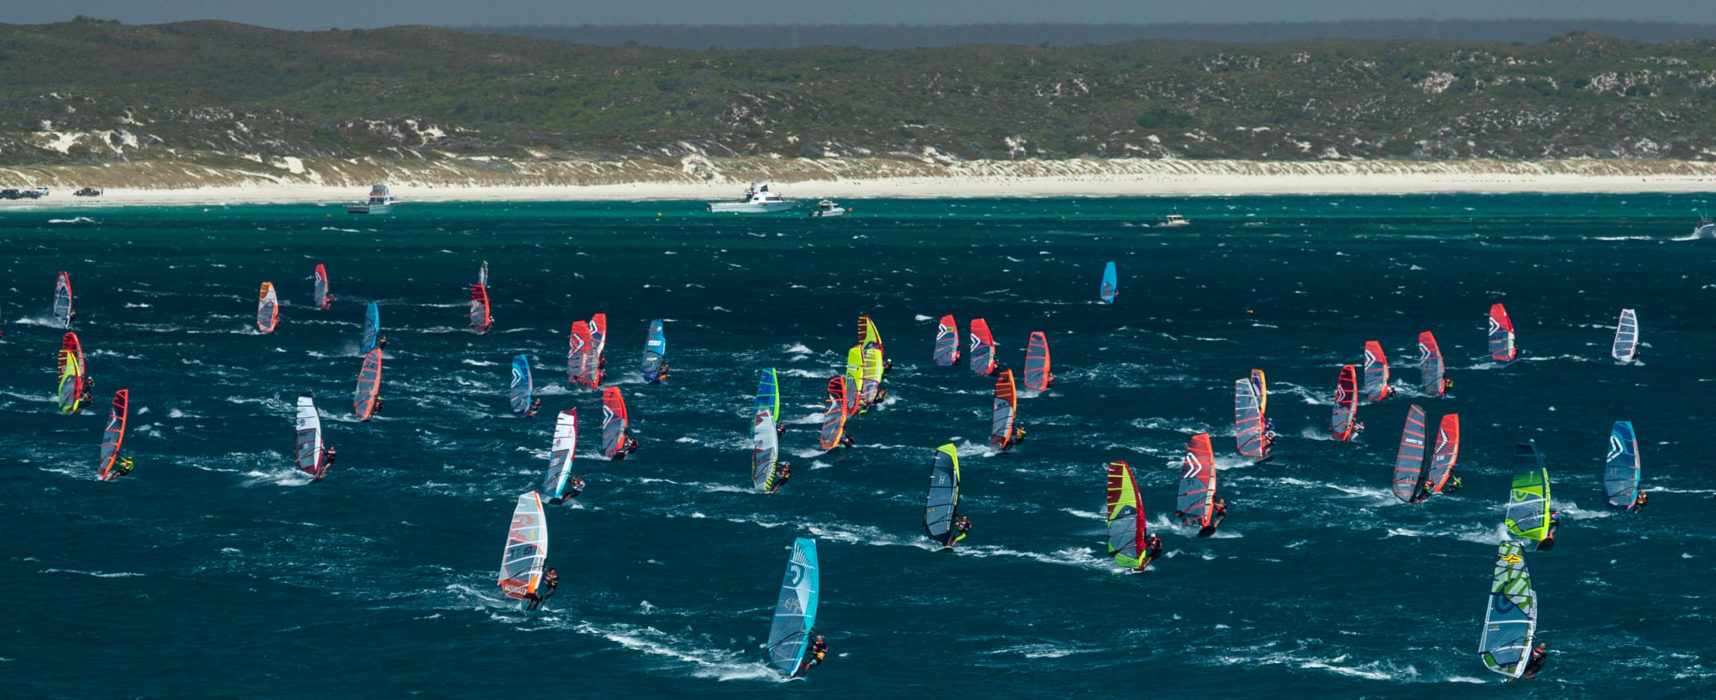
[
  {"left": 1100, "top": 262, "right": 1117, "bottom": 304},
  {"left": 360, "top": 302, "right": 380, "bottom": 353},
  {"left": 641, "top": 319, "right": 667, "bottom": 382},
  {"left": 1604, "top": 421, "right": 1640, "bottom": 510},
  {"left": 766, "top": 537, "right": 820, "bottom": 677},
  {"left": 757, "top": 368, "right": 780, "bottom": 419},
  {"left": 509, "top": 355, "right": 533, "bottom": 416}
]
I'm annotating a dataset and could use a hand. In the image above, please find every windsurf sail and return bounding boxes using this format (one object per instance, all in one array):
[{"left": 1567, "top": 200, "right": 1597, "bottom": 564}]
[
  {"left": 313, "top": 264, "right": 330, "bottom": 310},
  {"left": 469, "top": 284, "right": 492, "bottom": 334},
  {"left": 1100, "top": 261, "right": 1117, "bottom": 303},
  {"left": 601, "top": 387, "right": 628, "bottom": 458},
  {"left": 57, "top": 332, "right": 86, "bottom": 413},
  {"left": 1331, "top": 364, "right": 1358, "bottom": 441},
  {"left": 1505, "top": 441, "right": 1552, "bottom": 543},
  {"left": 1362, "top": 340, "right": 1389, "bottom": 403},
  {"left": 752, "top": 408, "right": 781, "bottom": 491},
  {"left": 924, "top": 444, "right": 962, "bottom": 546},
  {"left": 478, "top": 260, "right": 489, "bottom": 288},
  {"left": 1177, "top": 433, "right": 1217, "bottom": 528},
  {"left": 1426, "top": 414, "right": 1460, "bottom": 495},
  {"left": 257, "top": 282, "right": 279, "bottom": 333},
  {"left": 54, "top": 271, "right": 74, "bottom": 328},
  {"left": 1604, "top": 421, "right": 1640, "bottom": 510},
  {"left": 353, "top": 347, "right": 383, "bottom": 420},
  {"left": 1023, "top": 331, "right": 1052, "bottom": 391},
  {"left": 1418, "top": 331, "right": 1445, "bottom": 397},
  {"left": 766, "top": 537, "right": 821, "bottom": 677},
  {"left": 641, "top": 319, "right": 666, "bottom": 382},
  {"left": 97, "top": 389, "right": 129, "bottom": 480},
  {"left": 509, "top": 355, "right": 534, "bottom": 416},
  {"left": 819, "top": 376, "right": 848, "bottom": 451},
  {"left": 499, "top": 491, "right": 547, "bottom": 600},
  {"left": 844, "top": 345, "right": 866, "bottom": 412},
  {"left": 968, "top": 318, "right": 996, "bottom": 375},
  {"left": 588, "top": 312, "right": 608, "bottom": 360},
  {"left": 1235, "top": 378, "right": 1267, "bottom": 458},
  {"left": 360, "top": 302, "right": 380, "bottom": 353},
  {"left": 568, "top": 321, "right": 598, "bottom": 387},
  {"left": 1250, "top": 369, "right": 1267, "bottom": 416},
  {"left": 1612, "top": 308, "right": 1639, "bottom": 363},
  {"left": 860, "top": 346, "right": 884, "bottom": 404},
  {"left": 1478, "top": 540, "right": 1537, "bottom": 680},
  {"left": 1390, "top": 404, "right": 1429, "bottom": 502},
  {"left": 757, "top": 369, "right": 780, "bottom": 420},
  {"left": 1488, "top": 303, "right": 1517, "bottom": 363},
  {"left": 990, "top": 369, "right": 1017, "bottom": 447},
  {"left": 544, "top": 410, "right": 576, "bottom": 500},
  {"left": 858, "top": 314, "right": 883, "bottom": 352},
  {"left": 1106, "top": 460, "right": 1148, "bottom": 570},
  {"left": 294, "top": 394, "right": 325, "bottom": 479},
  {"left": 933, "top": 315, "right": 961, "bottom": 366}
]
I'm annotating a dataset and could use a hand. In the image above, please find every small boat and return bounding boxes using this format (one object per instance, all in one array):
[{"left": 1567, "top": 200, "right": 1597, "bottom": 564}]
[
  {"left": 347, "top": 183, "right": 395, "bottom": 214},
  {"left": 1159, "top": 213, "right": 1190, "bottom": 227},
  {"left": 808, "top": 199, "right": 847, "bottom": 217},
  {"left": 707, "top": 183, "right": 794, "bottom": 213}
]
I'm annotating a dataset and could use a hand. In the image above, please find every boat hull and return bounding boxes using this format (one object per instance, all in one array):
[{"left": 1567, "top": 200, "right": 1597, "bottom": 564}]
[{"left": 708, "top": 202, "right": 794, "bottom": 213}]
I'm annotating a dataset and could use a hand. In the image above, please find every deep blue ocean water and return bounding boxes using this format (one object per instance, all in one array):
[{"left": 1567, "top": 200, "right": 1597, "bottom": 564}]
[{"left": 2, "top": 194, "right": 1712, "bottom": 697}]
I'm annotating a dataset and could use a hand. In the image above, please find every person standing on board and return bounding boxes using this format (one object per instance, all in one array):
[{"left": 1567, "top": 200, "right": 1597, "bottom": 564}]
[
  {"left": 1523, "top": 642, "right": 1548, "bottom": 679},
  {"left": 798, "top": 634, "right": 829, "bottom": 675},
  {"left": 525, "top": 568, "right": 559, "bottom": 611},
  {"left": 1629, "top": 491, "right": 1649, "bottom": 513},
  {"left": 615, "top": 435, "right": 641, "bottom": 460},
  {"left": 524, "top": 398, "right": 542, "bottom": 418}
]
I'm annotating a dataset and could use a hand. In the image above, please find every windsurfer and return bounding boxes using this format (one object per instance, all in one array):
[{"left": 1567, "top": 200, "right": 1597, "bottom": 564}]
[
  {"left": 376, "top": 336, "right": 389, "bottom": 351},
  {"left": 954, "top": 515, "right": 972, "bottom": 542},
  {"left": 79, "top": 379, "right": 94, "bottom": 405},
  {"left": 873, "top": 386, "right": 889, "bottom": 405},
  {"left": 883, "top": 358, "right": 893, "bottom": 376},
  {"left": 1547, "top": 509, "right": 1562, "bottom": 538},
  {"left": 839, "top": 433, "right": 854, "bottom": 449},
  {"left": 1353, "top": 421, "right": 1366, "bottom": 434},
  {"left": 1629, "top": 491, "right": 1649, "bottom": 513},
  {"left": 654, "top": 361, "right": 670, "bottom": 383},
  {"left": 771, "top": 462, "right": 792, "bottom": 492},
  {"left": 525, "top": 568, "right": 559, "bottom": 611},
  {"left": 525, "top": 398, "right": 542, "bottom": 418},
  {"left": 321, "top": 446, "right": 337, "bottom": 470},
  {"left": 615, "top": 435, "right": 640, "bottom": 460},
  {"left": 1001, "top": 427, "right": 1026, "bottom": 451},
  {"left": 1442, "top": 377, "right": 1453, "bottom": 393},
  {"left": 1212, "top": 499, "right": 1228, "bottom": 522},
  {"left": 798, "top": 634, "right": 829, "bottom": 675},
  {"left": 1144, "top": 533, "right": 1164, "bottom": 560},
  {"left": 1444, "top": 475, "right": 1462, "bottom": 494},
  {"left": 1523, "top": 642, "right": 1548, "bottom": 679},
  {"left": 570, "top": 476, "right": 586, "bottom": 497},
  {"left": 114, "top": 457, "right": 134, "bottom": 477},
  {"left": 372, "top": 396, "right": 384, "bottom": 415},
  {"left": 68, "top": 309, "right": 78, "bottom": 325}
]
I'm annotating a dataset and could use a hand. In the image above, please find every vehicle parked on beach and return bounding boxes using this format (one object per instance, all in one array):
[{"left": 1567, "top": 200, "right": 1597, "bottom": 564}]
[
  {"left": 0, "top": 189, "right": 18, "bottom": 200},
  {"left": 75, "top": 187, "right": 102, "bottom": 197}
]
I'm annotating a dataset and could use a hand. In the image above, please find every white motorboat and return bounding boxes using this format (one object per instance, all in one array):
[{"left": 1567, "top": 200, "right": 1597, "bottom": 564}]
[
  {"left": 1159, "top": 213, "right": 1189, "bottom": 227},
  {"left": 1694, "top": 217, "right": 1715, "bottom": 238},
  {"left": 347, "top": 183, "right": 395, "bottom": 214},
  {"left": 707, "top": 183, "right": 794, "bottom": 213},
  {"left": 808, "top": 199, "right": 847, "bottom": 218}
]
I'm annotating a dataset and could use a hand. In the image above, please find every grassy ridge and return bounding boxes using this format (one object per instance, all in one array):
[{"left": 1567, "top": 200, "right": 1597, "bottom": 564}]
[{"left": 3, "top": 18, "right": 1716, "bottom": 166}]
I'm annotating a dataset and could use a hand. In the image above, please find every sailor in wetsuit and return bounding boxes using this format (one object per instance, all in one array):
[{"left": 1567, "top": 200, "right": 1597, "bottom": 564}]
[{"left": 525, "top": 568, "right": 559, "bottom": 611}]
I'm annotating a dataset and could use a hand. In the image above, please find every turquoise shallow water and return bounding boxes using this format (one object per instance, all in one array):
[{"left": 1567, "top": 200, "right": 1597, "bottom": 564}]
[{"left": 2, "top": 194, "right": 1712, "bottom": 697}]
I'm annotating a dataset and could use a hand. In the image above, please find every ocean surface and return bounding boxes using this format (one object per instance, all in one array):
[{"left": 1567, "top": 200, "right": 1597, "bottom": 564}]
[{"left": 2, "top": 194, "right": 1711, "bottom": 697}]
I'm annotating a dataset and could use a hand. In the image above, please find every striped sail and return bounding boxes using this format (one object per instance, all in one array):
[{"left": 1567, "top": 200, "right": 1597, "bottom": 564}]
[
  {"left": 819, "top": 376, "right": 847, "bottom": 451},
  {"left": 1100, "top": 261, "right": 1116, "bottom": 304},
  {"left": 844, "top": 345, "right": 866, "bottom": 411},
  {"left": 360, "top": 302, "right": 380, "bottom": 353},
  {"left": 1506, "top": 442, "right": 1552, "bottom": 542},
  {"left": 1177, "top": 433, "right": 1216, "bottom": 527},
  {"left": 57, "top": 332, "right": 86, "bottom": 413},
  {"left": 757, "top": 369, "right": 780, "bottom": 421},
  {"left": 544, "top": 410, "right": 576, "bottom": 499},
  {"left": 294, "top": 394, "right": 324, "bottom": 479},
  {"left": 860, "top": 347, "right": 884, "bottom": 403},
  {"left": 967, "top": 318, "right": 996, "bottom": 375},
  {"left": 601, "top": 387, "right": 628, "bottom": 458},
  {"left": 257, "top": 282, "right": 279, "bottom": 333},
  {"left": 498, "top": 492, "right": 547, "bottom": 599},
  {"left": 1418, "top": 331, "right": 1445, "bottom": 397},
  {"left": 767, "top": 537, "right": 821, "bottom": 677},
  {"left": 1362, "top": 340, "right": 1389, "bottom": 403},
  {"left": 1235, "top": 379, "right": 1266, "bottom": 458},
  {"left": 933, "top": 315, "right": 960, "bottom": 366},
  {"left": 1488, "top": 303, "right": 1516, "bottom": 363},
  {"left": 1479, "top": 540, "right": 1537, "bottom": 680},
  {"left": 1105, "top": 460, "right": 1148, "bottom": 570},
  {"left": 588, "top": 313, "right": 608, "bottom": 359},
  {"left": 1390, "top": 404, "right": 1428, "bottom": 502},
  {"left": 568, "top": 321, "right": 597, "bottom": 387},
  {"left": 1425, "top": 414, "right": 1460, "bottom": 495},
  {"left": 1331, "top": 364, "right": 1358, "bottom": 441},
  {"left": 53, "top": 271, "right": 73, "bottom": 328},
  {"left": 1604, "top": 421, "right": 1640, "bottom": 510},
  {"left": 353, "top": 348, "right": 383, "bottom": 420},
  {"left": 509, "top": 355, "right": 534, "bottom": 416},
  {"left": 858, "top": 314, "right": 883, "bottom": 351},
  {"left": 752, "top": 408, "right": 780, "bottom": 491},
  {"left": 1250, "top": 368, "right": 1268, "bottom": 416},
  {"left": 97, "top": 389, "right": 130, "bottom": 481},
  {"left": 1023, "top": 332, "right": 1051, "bottom": 391},
  {"left": 469, "top": 283, "right": 492, "bottom": 333},
  {"left": 313, "top": 264, "right": 330, "bottom": 310},
  {"left": 990, "top": 369, "right": 1017, "bottom": 447},
  {"left": 1612, "top": 309, "right": 1639, "bottom": 363},
  {"left": 923, "top": 444, "right": 961, "bottom": 546}
]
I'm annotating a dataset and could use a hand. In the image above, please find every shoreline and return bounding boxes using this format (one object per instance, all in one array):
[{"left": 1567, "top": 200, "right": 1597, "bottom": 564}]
[{"left": 4, "top": 157, "right": 1716, "bottom": 207}]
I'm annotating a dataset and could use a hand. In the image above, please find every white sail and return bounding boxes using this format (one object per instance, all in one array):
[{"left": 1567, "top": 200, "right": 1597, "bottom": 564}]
[
  {"left": 1611, "top": 308, "right": 1638, "bottom": 362},
  {"left": 499, "top": 492, "right": 548, "bottom": 599},
  {"left": 294, "top": 395, "right": 324, "bottom": 478},
  {"left": 544, "top": 410, "right": 577, "bottom": 499}
]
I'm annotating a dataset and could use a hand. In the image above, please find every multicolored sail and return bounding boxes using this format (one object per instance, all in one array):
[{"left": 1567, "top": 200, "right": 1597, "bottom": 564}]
[
  {"left": 1488, "top": 303, "right": 1517, "bottom": 363},
  {"left": 257, "top": 282, "right": 279, "bottom": 333},
  {"left": 588, "top": 313, "right": 608, "bottom": 361},
  {"left": 767, "top": 537, "right": 821, "bottom": 678},
  {"left": 295, "top": 394, "right": 326, "bottom": 479},
  {"left": 860, "top": 346, "right": 884, "bottom": 405},
  {"left": 313, "top": 264, "right": 330, "bottom": 310},
  {"left": 756, "top": 369, "right": 780, "bottom": 421},
  {"left": 1506, "top": 442, "right": 1552, "bottom": 543},
  {"left": 858, "top": 314, "right": 883, "bottom": 352},
  {"left": 360, "top": 302, "right": 380, "bottom": 354},
  {"left": 990, "top": 369, "right": 1017, "bottom": 447},
  {"left": 97, "top": 389, "right": 129, "bottom": 481},
  {"left": 1612, "top": 308, "right": 1639, "bottom": 363},
  {"left": 1478, "top": 540, "right": 1537, "bottom": 680},
  {"left": 844, "top": 345, "right": 866, "bottom": 412},
  {"left": 568, "top": 321, "right": 598, "bottom": 387},
  {"left": 1177, "top": 433, "right": 1216, "bottom": 528},
  {"left": 601, "top": 387, "right": 628, "bottom": 458},
  {"left": 1331, "top": 364, "right": 1358, "bottom": 441},
  {"left": 57, "top": 332, "right": 86, "bottom": 413},
  {"left": 1235, "top": 378, "right": 1267, "bottom": 459},
  {"left": 1250, "top": 369, "right": 1268, "bottom": 416},
  {"left": 469, "top": 284, "right": 492, "bottom": 334},
  {"left": 509, "top": 355, "right": 534, "bottom": 416},
  {"left": 640, "top": 319, "right": 666, "bottom": 382},
  {"left": 1418, "top": 331, "right": 1445, "bottom": 397},
  {"left": 1604, "top": 421, "right": 1640, "bottom": 510},
  {"left": 752, "top": 408, "right": 781, "bottom": 491},
  {"left": 53, "top": 271, "right": 73, "bottom": 328},
  {"left": 1362, "top": 340, "right": 1389, "bottom": 403},
  {"left": 819, "top": 376, "right": 848, "bottom": 451},
  {"left": 1100, "top": 261, "right": 1116, "bottom": 304},
  {"left": 933, "top": 315, "right": 960, "bottom": 366},
  {"left": 1023, "top": 332, "right": 1052, "bottom": 391},
  {"left": 353, "top": 347, "right": 383, "bottom": 420},
  {"left": 1105, "top": 460, "right": 1148, "bottom": 570},
  {"left": 924, "top": 444, "right": 963, "bottom": 547},
  {"left": 967, "top": 318, "right": 996, "bottom": 375},
  {"left": 1390, "top": 404, "right": 1428, "bottom": 502},
  {"left": 1426, "top": 414, "right": 1460, "bottom": 495},
  {"left": 499, "top": 491, "right": 547, "bottom": 600},
  {"left": 544, "top": 410, "right": 577, "bottom": 500}
]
